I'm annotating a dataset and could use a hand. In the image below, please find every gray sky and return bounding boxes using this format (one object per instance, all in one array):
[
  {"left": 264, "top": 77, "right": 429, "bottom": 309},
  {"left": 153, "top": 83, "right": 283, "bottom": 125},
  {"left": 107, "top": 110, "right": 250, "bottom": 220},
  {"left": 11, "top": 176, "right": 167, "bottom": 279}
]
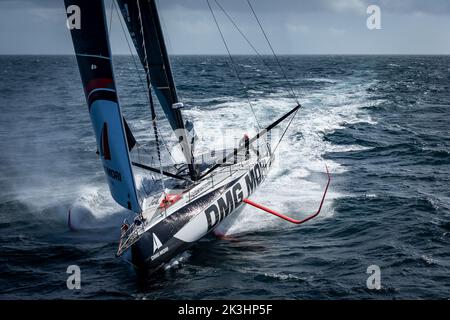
[{"left": 1, "top": 0, "right": 450, "bottom": 54}]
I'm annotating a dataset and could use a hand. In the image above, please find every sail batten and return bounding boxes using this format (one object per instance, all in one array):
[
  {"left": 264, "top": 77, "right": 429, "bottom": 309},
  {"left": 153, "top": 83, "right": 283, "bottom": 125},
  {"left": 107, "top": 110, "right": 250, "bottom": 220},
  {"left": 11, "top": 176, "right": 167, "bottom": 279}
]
[{"left": 65, "top": 0, "right": 141, "bottom": 213}]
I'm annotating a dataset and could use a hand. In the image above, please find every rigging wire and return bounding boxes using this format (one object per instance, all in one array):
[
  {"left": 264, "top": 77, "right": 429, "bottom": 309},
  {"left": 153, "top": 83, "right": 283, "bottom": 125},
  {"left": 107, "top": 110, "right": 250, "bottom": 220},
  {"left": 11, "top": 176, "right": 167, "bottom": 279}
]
[
  {"left": 112, "top": 0, "right": 178, "bottom": 167},
  {"left": 206, "top": 0, "right": 262, "bottom": 132},
  {"left": 136, "top": 0, "right": 166, "bottom": 192},
  {"left": 213, "top": 0, "right": 275, "bottom": 74},
  {"left": 207, "top": 0, "right": 275, "bottom": 159},
  {"left": 156, "top": 0, "right": 182, "bottom": 99},
  {"left": 246, "top": 0, "right": 300, "bottom": 105},
  {"left": 271, "top": 108, "right": 299, "bottom": 154},
  {"left": 136, "top": 142, "right": 152, "bottom": 195},
  {"left": 245, "top": 0, "right": 301, "bottom": 153},
  {"left": 215, "top": 0, "right": 298, "bottom": 156},
  {"left": 112, "top": 1, "right": 147, "bottom": 101},
  {"left": 108, "top": 0, "right": 114, "bottom": 34}
]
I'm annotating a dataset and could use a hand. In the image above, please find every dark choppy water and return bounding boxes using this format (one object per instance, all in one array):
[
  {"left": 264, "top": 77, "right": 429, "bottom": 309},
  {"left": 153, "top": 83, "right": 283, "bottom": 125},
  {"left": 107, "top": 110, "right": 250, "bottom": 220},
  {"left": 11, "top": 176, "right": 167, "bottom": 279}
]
[{"left": 0, "top": 55, "right": 449, "bottom": 299}]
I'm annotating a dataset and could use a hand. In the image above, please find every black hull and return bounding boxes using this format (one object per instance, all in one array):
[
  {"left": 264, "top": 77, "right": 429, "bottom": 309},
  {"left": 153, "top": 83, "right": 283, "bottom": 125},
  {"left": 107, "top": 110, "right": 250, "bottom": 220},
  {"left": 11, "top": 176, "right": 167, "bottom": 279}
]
[
  {"left": 131, "top": 230, "right": 192, "bottom": 274},
  {"left": 129, "top": 158, "right": 272, "bottom": 275}
]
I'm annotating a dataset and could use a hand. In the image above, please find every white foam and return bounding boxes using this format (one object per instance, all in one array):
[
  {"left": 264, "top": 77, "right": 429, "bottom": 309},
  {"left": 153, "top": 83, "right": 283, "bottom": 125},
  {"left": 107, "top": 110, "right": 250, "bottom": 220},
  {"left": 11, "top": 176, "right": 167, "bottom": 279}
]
[
  {"left": 263, "top": 272, "right": 306, "bottom": 281},
  {"left": 193, "top": 77, "right": 381, "bottom": 236},
  {"left": 68, "top": 184, "right": 131, "bottom": 230},
  {"left": 163, "top": 251, "right": 192, "bottom": 271},
  {"left": 71, "top": 185, "right": 121, "bottom": 218},
  {"left": 66, "top": 73, "right": 380, "bottom": 236},
  {"left": 306, "top": 77, "right": 338, "bottom": 84}
]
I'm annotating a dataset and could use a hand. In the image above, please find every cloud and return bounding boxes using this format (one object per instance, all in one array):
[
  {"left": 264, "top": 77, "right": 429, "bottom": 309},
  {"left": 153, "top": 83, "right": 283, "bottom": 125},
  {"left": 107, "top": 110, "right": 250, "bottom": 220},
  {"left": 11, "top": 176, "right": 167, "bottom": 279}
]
[
  {"left": 159, "top": 0, "right": 450, "bottom": 16},
  {"left": 159, "top": 0, "right": 367, "bottom": 15},
  {"left": 329, "top": 27, "right": 346, "bottom": 35},
  {"left": 0, "top": 0, "right": 62, "bottom": 9},
  {"left": 287, "top": 23, "right": 310, "bottom": 34},
  {"left": 2, "top": 0, "right": 450, "bottom": 16},
  {"left": 327, "top": 0, "right": 366, "bottom": 14},
  {"left": 376, "top": 0, "right": 450, "bottom": 15},
  {"left": 1, "top": 0, "right": 450, "bottom": 54}
]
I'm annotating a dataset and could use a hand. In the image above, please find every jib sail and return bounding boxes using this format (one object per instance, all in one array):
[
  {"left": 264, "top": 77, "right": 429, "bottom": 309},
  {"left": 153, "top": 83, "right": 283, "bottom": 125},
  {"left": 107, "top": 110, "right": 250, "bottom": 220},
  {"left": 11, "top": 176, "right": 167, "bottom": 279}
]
[
  {"left": 117, "top": 0, "right": 196, "bottom": 178},
  {"left": 65, "top": 0, "right": 141, "bottom": 212}
]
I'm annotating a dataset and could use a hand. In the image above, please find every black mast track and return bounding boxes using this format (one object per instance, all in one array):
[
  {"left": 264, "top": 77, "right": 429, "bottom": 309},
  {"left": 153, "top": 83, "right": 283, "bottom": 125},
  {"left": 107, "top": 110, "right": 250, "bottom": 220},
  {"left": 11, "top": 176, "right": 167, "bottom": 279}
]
[{"left": 197, "top": 104, "right": 301, "bottom": 180}]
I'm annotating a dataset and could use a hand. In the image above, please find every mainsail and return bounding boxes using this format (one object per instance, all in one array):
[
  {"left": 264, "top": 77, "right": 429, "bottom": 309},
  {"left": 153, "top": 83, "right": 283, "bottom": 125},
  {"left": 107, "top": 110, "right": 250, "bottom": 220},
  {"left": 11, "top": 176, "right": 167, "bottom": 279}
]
[
  {"left": 116, "top": 0, "right": 196, "bottom": 178},
  {"left": 65, "top": 0, "right": 141, "bottom": 213}
]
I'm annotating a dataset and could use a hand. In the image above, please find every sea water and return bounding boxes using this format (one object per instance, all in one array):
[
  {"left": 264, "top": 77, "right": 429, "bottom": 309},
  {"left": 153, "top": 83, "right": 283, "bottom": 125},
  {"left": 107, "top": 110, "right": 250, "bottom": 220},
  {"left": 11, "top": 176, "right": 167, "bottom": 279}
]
[{"left": 0, "top": 55, "right": 449, "bottom": 299}]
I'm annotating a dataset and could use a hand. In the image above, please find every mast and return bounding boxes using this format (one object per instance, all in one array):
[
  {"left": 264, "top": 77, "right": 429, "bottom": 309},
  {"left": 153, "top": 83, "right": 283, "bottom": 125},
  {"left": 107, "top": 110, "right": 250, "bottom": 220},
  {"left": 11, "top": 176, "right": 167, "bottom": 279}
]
[
  {"left": 117, "top": 0, "right": 197, "bottom": 179},
  {"left": 65, "top": 0, "right": 142, "bottom": 213}
]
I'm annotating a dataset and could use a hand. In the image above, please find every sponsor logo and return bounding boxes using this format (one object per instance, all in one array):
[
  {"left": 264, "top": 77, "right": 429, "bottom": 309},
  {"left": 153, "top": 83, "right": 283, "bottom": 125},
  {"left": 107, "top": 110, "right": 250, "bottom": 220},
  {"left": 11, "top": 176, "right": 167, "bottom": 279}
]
[
  {"left": 151, "top": 247, "right": 169, "bottom": 261},
  {"left": 245, "top": 161, "right": 265, "bottom": 194},
  {"left": 104, "top": 166, "right": 122, "bottom": 181},
  {"left": 205, "top": 161, "right": 267, "bottom": 229},
  {"left": 152, "top": 233, "right": 163, "bottom": 253},
  {"left": 150, "top": 233, "right": 168, "bottom": 261}
]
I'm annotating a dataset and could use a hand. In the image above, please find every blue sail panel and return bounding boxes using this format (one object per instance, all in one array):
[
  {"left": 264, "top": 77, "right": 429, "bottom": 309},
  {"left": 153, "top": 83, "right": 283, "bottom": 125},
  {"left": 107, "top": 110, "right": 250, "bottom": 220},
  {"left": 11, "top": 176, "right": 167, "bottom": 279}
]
[
  {"left": 65, "top": 0, "right": 141, "bottom": 213},
  {"left": 90, "top": 98, "right": 141, "bottom": 212}
]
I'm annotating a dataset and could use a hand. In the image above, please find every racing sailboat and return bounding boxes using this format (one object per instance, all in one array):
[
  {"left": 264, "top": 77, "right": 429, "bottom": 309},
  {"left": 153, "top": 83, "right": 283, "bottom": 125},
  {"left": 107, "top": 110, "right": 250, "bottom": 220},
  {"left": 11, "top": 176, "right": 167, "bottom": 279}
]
[{"left": 65, "top": 0, "right": 330, "bottom": 274}]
